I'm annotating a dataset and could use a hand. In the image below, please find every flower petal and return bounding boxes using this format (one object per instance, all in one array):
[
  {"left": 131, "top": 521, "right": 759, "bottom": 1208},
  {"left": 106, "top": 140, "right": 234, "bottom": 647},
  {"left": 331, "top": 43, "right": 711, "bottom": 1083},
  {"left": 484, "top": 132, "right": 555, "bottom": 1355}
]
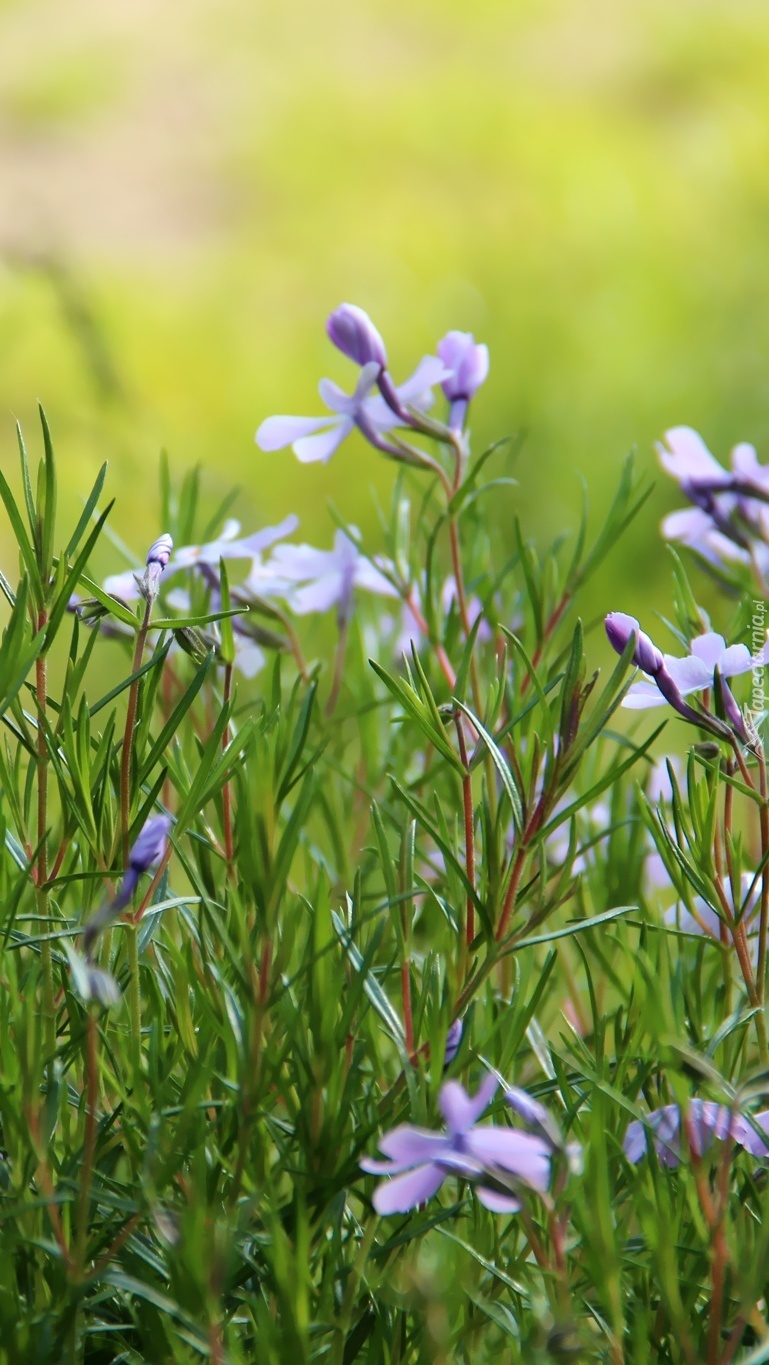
[
  {"left": 464, "top": 1129, "right": 551, "bottom": 1191},
  {"left": 689, "top": 633, "right": 727, "bottom": 668},
  {"left": 439, "top": 1074, "right": 498, "bottom": 1135},
  {"left": 718, "top": 644, "right": 754, "bottom": 677},
  {"left": 294, "top": 420, "right": 353, "bottom": 464},
  {"left": 658, "top": 427, "right": 730, "bottom": 487},
  {"left": 256, "top": 414, "right": 332, "bottom": 451},
  {"left": 622, "top": 681, "right": 668, "bottom": 709},
  {"left": 475, "top": 1185, "right": 522, "bottom": 1214},
  {"left": 395, "top": 354, "right": 447, "bottom": 403},
  {"left": 103, "top": 569, "right": 142, "bottom": 600},
  {"left": 377, "top": 1126, "right": 451, "bottom": 1165},
  {"left": 370, "top": 1162, "right": 446, "bottom": 1215},
  {"left": 663, "top": 654, "right": 714, "bottom": 695}
]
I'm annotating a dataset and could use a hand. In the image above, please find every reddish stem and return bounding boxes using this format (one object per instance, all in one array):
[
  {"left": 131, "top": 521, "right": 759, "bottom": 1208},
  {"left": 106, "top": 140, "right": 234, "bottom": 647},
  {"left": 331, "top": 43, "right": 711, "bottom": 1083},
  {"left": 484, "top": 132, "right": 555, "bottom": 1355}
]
[{"left": 454, "top": 713, "right": 476, "bottom": 949}]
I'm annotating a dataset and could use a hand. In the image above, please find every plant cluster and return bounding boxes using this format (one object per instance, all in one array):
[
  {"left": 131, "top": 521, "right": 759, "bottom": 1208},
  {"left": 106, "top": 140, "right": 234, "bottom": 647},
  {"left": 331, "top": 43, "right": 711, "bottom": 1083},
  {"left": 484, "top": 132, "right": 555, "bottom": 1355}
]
[{"left": 2, "top": 306, "right": 769, "bottom": 1362}]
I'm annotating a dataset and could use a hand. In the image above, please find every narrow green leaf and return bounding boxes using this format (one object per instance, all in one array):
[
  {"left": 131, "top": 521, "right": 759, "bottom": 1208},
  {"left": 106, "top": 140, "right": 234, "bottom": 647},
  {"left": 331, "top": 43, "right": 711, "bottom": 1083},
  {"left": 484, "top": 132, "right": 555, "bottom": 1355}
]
[{"left": 454, "top": 699, "right": 523, "bottom": 835}]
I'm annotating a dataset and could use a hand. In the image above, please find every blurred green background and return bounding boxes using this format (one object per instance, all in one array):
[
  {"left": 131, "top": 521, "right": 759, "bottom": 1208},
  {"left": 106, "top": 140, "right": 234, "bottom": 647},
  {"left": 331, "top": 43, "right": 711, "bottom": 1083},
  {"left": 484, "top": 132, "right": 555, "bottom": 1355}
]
[{"left": 2, "top": 0, "right": 769, "bottom": 615}]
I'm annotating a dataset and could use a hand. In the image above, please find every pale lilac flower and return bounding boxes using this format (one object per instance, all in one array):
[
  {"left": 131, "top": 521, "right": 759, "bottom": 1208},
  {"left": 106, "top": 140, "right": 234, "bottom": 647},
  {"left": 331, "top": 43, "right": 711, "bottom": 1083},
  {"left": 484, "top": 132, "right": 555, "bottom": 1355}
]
[
  {"left": 104, "top": 518, "right": 299, "bottom": 601},
  {"left": 657, "top": 428, "right": 733, "bottom": 494},
  {"left": 624, "top": 1099, "right": 769, "bottom": 1167},
  {"left": 605, "top": 613, "right": 724, "bottom": 733},
  {"left": 658, "top": 429, "right": 769, "bottom": 575},
  {"left": 437, "top": 331, "right": 489, "bottom": 429},
  {"left": 623, "top": 631, "right": 767, "bottom": 712},
  {"left": 661, "top": 506, "right": 752, "bottom": 568},
  {"left": 256, "top": 357, "right": 445, "bottom": 465},
  {"left": 327, "top": 303, "right": 388, "bottom": 370},
  {"left": 267, "top": 530, "right": 398, "bottom": 624},
  {"left": 360, "top": 1075, "right": 551, "bottom": 1215}
]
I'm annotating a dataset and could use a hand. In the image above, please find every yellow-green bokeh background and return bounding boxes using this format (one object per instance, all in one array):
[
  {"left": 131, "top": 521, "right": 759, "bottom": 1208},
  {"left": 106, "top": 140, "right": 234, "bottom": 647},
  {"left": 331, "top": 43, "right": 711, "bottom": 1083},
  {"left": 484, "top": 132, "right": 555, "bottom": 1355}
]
[{"left": 2, "top": 0, "right": 769, "bottom": 614}]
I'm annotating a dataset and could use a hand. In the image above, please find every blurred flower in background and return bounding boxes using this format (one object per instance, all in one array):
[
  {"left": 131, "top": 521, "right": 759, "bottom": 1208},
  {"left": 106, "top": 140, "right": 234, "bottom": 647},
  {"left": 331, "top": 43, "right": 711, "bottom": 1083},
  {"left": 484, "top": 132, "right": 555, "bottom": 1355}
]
[{"left": 3, "top": 0, "right": 769, "bottom": 629}]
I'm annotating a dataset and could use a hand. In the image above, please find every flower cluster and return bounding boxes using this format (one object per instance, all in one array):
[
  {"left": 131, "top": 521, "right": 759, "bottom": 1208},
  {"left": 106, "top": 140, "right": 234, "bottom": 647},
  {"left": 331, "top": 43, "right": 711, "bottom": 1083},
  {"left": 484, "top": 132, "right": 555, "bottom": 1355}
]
[
  {"left": 97, "top": 306, "right": 491, "bottom": 684},
  {"left": 605, "top": 612, "right": 765, "bottom": 744},
  {"left": 255, "top": 302, "right": 489, "bottom": 465},
  {"left": 624, "top": 1099, "right": 769, "bottom": 1167},
  {"left": 658, "top": 426, "right": 769, "bottom": 580}
]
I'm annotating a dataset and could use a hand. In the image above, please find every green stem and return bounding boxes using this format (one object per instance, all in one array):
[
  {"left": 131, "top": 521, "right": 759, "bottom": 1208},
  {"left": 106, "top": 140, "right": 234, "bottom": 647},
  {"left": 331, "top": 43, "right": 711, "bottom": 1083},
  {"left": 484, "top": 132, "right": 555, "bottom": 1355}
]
[
  {"left": 127, "top": 922, "right": 141, "bottom": 1071},
  {"left": 35, "top": 625, "right": 55, "bottom": 1057},
  {"left": 221, "top": 660, "right": 235, "bottom": 872},
  {"left": 119, "top": 599, "right": 152, "bottom": 863},
  {"left": 74, "top": 1010, "right": 98, "bottom": 1277},
  {"left": 333, "top": 1217, "right": 378, "bottom": 1365}
]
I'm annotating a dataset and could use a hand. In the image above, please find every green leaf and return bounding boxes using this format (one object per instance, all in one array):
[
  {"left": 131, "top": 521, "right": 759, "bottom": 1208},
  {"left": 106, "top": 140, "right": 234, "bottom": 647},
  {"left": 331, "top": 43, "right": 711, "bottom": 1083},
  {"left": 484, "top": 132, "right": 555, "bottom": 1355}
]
[
  {"left": 454, "top": 699, "right": 523, "bottom": 836},
  {"left": 369, "top": 659, "right": 463, "bottom": 773}
]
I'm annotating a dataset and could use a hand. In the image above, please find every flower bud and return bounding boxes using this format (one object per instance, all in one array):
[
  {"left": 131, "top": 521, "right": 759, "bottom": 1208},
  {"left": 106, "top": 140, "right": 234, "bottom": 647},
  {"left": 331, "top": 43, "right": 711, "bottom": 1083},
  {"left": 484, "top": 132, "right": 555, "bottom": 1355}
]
[
  {"left": 110, "top": 814, "right": 173, "bottom": 913},
  {"left": 715, "top": 668, "right": 751, "bottom": 745},
  {"left": 146, "top": 534, "right": 174, "bottom": 572},
  {"left": 141, "top": 533, "right": 174, "bottom": 603},
  {"left": 437, "top": 331, "right": 489, "bottom": 403},
  {"left": 128, "top": 814, "right": 172, "bottom": 877},
  {"left": 326, "top": 304, "right": 388, "bottom": 370},
  {"left": 605, "top": 612, "right": 664, "bottom": 675},
  {"left": 443, "top": 1018, "right": 463, "bottom": 1068}
]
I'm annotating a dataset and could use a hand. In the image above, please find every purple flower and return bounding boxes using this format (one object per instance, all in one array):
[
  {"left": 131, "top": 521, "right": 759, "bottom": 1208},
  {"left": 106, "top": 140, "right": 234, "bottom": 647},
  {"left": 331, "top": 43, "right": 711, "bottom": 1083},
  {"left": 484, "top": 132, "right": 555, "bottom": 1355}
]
[
  {"left": 255, "top": 358, "right": 444, "bottom": 466},
  {"left": 606, "top": 614, "right": 755, "bottom": 740},
  {"left": 657, "top": 428, "right": 734, "bottom": 494},
  {"left": 267, "top": 529, "right": 398, "bottom": 624},
  {"left": 444, "top": 1019, "right": 463, "bottom": 1067},
  {"left": 103, "top": 518, "right": 299, "bottom": 601},
  {"left": 661, "top": 507, "right": 753, "bottom": 569},
  {"left": 622, "top": 631, "right": 767, "bottom": 711},
  {"left": 326, "top": 303, "right": 388, "bottom": 371},
  {"left": 113, "top": 814, "right": 172, "bottom": 911},
  {"left": 658, "top": 429, "right": 769, "bottom": 576},
  {"left": 437, "top": 331, "right": 489, "bottom": 430},
  {"left": 624, "top": 1099, "right": 769, "bottom": 1167},
  {"left": 146, "top": 533, "right": 173, "bottom": 573},
  {"left": 83, "top": 815, "right": 173, "bottom": 953},
  {"left": 360, "top": 1075, "right": 551, "bottom": 1215}
]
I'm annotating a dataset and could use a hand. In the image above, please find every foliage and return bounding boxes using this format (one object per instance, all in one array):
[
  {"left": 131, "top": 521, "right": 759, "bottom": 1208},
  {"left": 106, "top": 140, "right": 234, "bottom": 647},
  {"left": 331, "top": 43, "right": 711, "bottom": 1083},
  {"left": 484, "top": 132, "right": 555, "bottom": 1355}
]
[{"left": 1, "top": 306, "right": 769, "bottom": 1365}]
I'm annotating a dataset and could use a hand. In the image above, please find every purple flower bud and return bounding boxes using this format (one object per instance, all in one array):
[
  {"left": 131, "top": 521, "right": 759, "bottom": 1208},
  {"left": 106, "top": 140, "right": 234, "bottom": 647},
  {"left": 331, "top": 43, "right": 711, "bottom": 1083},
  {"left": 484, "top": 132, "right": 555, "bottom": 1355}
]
[
  {"left": 715, "top": 668, "right": 751, "bottom": 744},
  {"left": 326, "top": 304, "right": 388, "bottom": 371},
  {"left": 605, "top": 612, "right": 663, "bottom": 675},
  {"left": 443, "top": 1018, "right": 463, "bottom": 1068},
  {"left": 146, "top": 534, "right": 174, "bottom": 572},
  {"left": 437, "top": 331, "right": 489, "bottom": 403},
  {"left": 128, "top": 814, "right": 172, "bottom": 876},
  {"left": 111, "top": 814, "right": 172, "bottom": 911},
  {"left": 83, "top": 815, "right": 173, "bottom": 953}
]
